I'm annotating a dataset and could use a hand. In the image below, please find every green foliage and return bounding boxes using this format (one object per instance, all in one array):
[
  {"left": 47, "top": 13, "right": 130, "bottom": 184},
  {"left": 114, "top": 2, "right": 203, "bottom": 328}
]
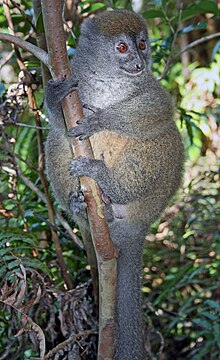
[
  {"left": 79, "top": 0, "right": 106, "bottom": 13},
  {"left": 143, "top": 160, "right": 220, "bottom": 358},
  {"left": 141, "top": 0, "right": 220, "bottom": 161},
  {"left": 0, "top": 0, "right": 220, "bottom": 359},
  {"left": 0, "top": 232, "right": 51, "bottom": 281},
  {"left": 180, "top": 1, "right": 219, "bottom": 21},
  {"left": 142, "top": 0, "right": 219, "bottom": 22}
]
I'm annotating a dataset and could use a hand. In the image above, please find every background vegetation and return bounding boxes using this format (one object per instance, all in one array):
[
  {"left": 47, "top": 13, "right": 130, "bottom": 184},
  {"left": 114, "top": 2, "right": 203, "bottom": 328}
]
[{"left": 0, "top": 0, "right": 219, "bottom": 359}]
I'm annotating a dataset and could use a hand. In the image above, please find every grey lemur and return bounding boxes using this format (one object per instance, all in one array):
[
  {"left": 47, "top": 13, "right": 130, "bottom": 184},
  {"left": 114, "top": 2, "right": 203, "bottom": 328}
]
[{"left": 45, "top": 9, "right": 184, "bottom": 360}]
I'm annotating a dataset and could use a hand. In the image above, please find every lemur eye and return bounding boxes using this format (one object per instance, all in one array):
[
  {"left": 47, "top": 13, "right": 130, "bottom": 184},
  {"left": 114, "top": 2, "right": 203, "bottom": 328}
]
[
  {"left": 117, "top": 42, "right": 128, "bottom": 53},
  {"left": 139, "top": 40, "right": 146, "bottom": 50}
]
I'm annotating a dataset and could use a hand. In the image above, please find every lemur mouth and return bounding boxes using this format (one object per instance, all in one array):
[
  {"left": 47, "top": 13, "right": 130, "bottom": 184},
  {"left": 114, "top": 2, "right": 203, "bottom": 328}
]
[{"left": 120, "top": 65, "right": 145, "bottom": 75}]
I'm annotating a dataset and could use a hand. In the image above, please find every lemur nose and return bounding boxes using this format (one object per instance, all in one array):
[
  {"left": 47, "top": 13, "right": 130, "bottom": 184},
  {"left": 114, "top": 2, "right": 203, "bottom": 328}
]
[{"left": 136, "top": 63, "right": 144, "bottom": 71}]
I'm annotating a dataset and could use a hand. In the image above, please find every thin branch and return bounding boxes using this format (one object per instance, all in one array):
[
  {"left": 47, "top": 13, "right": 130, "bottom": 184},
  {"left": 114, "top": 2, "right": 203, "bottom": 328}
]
[
  {"left": 10, "top": 151, "right": 38, "bottom": 171},
  {"left": 3, "top": 0, "right": 25, "bottom": 69},
  {"left": 9, "top": 0, "right": 37, "bottom": 32},
  {"left": 175, "top": 32, "right": 220, "bottom": 60},
  {"left": 2, "top": 166, "right": 84, "bottom": 250},
  {"left": 158, "top": 31, "right": 220, "bottom": 80},
  {"left": 32, "top": 211, "right": 84, "bottom": 251},
  {"left": 4, "top": 121, "right": 48, "bottom": 130},
  {"left": 41, "top": 1, "right": 118, "bottom": 358},
  {"left": 1, "top": 127, "right": 29, "bottom": 232},
  {"left": 27, "top": 80, "right": 73, "bottom": 289},
  {"left": 0, "top": 33, "right": 48, "bottom": 66},
  {"left": 32, "top": 0, "right": 51, "bottom": 87},
  {"left": 17, "top": 170, "right": 46, "bottom": 202},
  {"left": 0, "top": 49, "right": 14, "bottom": 68},
  {"left": 3, "top": 0, "right": 75, "bottom": 289},
  {"left": 162, "top": 2, "right": 176, "bottom": 35},
  {"left": 20, "top": 168, "right": 83, "bottom": 249},
  {"left": 158, "top": 0, "right": 183, "bottom": 80},
  {"left": 62, "top": 0, "right": 77, "bottom": 42},
  {"left": 56, "top": 213, "right": 84, "bottom": 249},
  {"left": 4, "top": 0, "right": 73, "bottom": 288},
  {"left": 0, "top": 299, "right": 46, "bottom": 359},
  {"left": 44, "top": 329, "right": 98, "bottom": 359},
  {"left": 3, "top": 2, "right": 72, "bottom": 288},
  {"left": 20, "top": 170, "right": 83, "bottom": 250}
]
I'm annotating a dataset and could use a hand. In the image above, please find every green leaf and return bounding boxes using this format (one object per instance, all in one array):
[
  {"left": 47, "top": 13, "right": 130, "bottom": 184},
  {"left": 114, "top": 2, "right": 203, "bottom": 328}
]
[
  {"left": 22, "top": 258, "right": 51, "bottom": 277},
  {"left": 198, "top": 0, "right": 219, "bottom": 14},
  {"left": 80, "top": 2, "right": 106, "bottom": 11},
  {"left": 185, "top": 117, "right": 194, "bottom": 145},
  {"left": 183, "top": 230, "right": 195, "bottom": 239},
  {"left": 179, "top": 22, "right": 207, "bottom": 35},
  {"left": 35, "top": 12, "right": 44, "bottom": 33},
  {"left": 182, "top": 112, "right": 204, "bottom": 145},
  {"left": 181, "top": 1, "right": 219, "bottom": 21},
  {"left": 0, "top": 82, "right": 5, "bottom": 97},
  {"left": 79, "top": 0, "right": 101, "bottom": 3},
  {"left": 7, "top": 260, "right": 22, "bottom": 270},
  {"left": 0, "top": 247, "right": 15, "bottom": 257},
  {"left": 205, "top": 300, "right": 220, "bottom": 311},
  {"left": 0, "top": 233, "right": 38, "bottom": 248},
  {"left": 143, "top": 10, "right": 165, "bottom": 19},
  {"left": 193, "top": 318, "right": 212, "bottom": 330},
  {"left": 213, "top": 323, "right": 220, "bottom": 349},
  {"left": 89, "top": 3, "right": 106, "bottom": 11},
  {"left": 2, "top": 268, "right": 21, "bottom": 281},
  {"left": 153, "top": 264, "right": 192, "bottom": 305},
  {"left": 211, "top": 40, "right": 220, "bottom": 62},
  {"left": 200, "top": 311, "right": 218, "bottom": 321}
]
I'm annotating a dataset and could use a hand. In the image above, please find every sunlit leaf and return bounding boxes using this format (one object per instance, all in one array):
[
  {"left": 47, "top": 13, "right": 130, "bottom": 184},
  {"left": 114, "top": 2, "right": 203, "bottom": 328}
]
[{"left": 143, "top": 10, "right": 165, "bottom": 19}]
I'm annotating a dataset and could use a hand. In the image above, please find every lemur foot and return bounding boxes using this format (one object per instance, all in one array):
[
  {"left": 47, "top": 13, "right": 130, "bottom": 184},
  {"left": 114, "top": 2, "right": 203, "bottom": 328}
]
[
  {"left": 46, "top": 76, "right": 79, "bottom": 105},
  {"left": 69, "top": 190, "right": 88, "bottom": 220}
]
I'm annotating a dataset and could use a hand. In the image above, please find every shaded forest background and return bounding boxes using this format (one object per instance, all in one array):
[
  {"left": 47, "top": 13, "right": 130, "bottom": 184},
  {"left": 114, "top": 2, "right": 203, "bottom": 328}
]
[{"left": 0, "top": 0, "right": 220, "bottom": 359}]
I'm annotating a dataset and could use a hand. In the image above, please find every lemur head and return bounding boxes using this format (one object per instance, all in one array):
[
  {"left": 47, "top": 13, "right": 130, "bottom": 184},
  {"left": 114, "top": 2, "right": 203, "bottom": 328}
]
[{"left": 77, "top": 10, "right": 151, "bottom": 77}]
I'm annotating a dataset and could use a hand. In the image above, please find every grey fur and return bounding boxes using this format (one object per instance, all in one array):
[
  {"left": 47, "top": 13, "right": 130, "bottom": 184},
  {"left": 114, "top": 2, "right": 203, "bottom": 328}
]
[{"left": 45, "top": 9, "right": 184, "bottom": 360}]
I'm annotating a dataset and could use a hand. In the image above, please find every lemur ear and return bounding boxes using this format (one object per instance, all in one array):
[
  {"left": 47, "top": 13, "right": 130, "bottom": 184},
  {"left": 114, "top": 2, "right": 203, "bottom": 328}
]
[{"left": 80, "top": 17, "right": 97, "bottom": 36}]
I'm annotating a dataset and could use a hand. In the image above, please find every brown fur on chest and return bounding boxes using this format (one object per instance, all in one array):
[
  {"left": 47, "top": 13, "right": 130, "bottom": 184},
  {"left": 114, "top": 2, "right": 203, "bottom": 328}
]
[{"left": 90, "top": 131, "right": 129, "bottom": 168}]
